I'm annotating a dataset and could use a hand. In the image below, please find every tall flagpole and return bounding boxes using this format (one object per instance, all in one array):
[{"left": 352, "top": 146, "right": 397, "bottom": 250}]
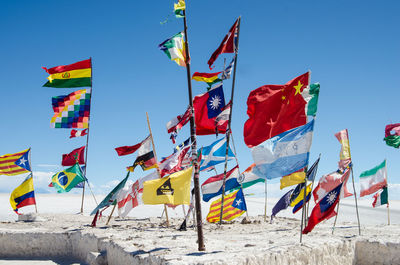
[
  {"left": 182, "top": 9, "right": 205, "bottom": 251},
  {"left": 350, "top": 165, "right": 361, "bottom": 235},
  {"left": 81, "top": 57, "right": 93, "bottom": 214},
  {"left": 219, "top": 16, "right": 241, "bottom": 225},
  {"left": 146, "top": 112, "right": 169, "bottom": 227},
  {"left": 386, "top": 160, "right": 390, "bottom": 225},
  {"left": 29, "top": 148, "right": 38, "bottom": 213}
]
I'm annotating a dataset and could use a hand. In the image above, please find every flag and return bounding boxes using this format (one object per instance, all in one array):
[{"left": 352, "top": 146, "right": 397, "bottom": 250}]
[
  {"left": 70, "top": 129, "right": 88, "bottom": 138},
  {"left": 251, "top": 120, "right": 314, "bottom": 179},
  {"left": 192, "top": 72, "right": 222, "bottom": 85},
  {"left": 115, "top": 142, "right": 142, "bottom": 156},
  {"left": 221, "top": 57, "right": 235, "bottom": 80},
  {"left": 173, "top": 0, "right": 185, "bottom": 18},
  {"left": 290, "top": 184, "right": 312, "bottom": 214},
  {"left": 384, "top": 123, "right": 400, "bottom": 148},
  {"left": 51, "top": 163, "right": 85, "bottom": 193},
  {"left": 372, "top": 187, "right": 388, "bottom": 208},
  {"left": 159, "top": 32, "right": 187, "bottom": 67},
  {"left": 303, "top": 183, "right": 343, "bottom": 234},
  {"left": 201, "top": 166, "right": 240, "bottom": 202},
  {"left": 207, "top": 18, "right": 239, "bottom": 70},
  {"left": 142, "top": 167, "right": 192, "bottom": 205},
  {"left": 271, "top": 189, "right": 294, "bottom": 220},
  {"left": 199, "top": 137, "right": 234, "bottom": 171},
  {"left": 9, "top": 174, "right": 36, "bottom": 214},
  {"left": 304, "top": 83, "right": 320, "bottom": 116},
  {"left": 61, "top": 146, "right": 85, "bottom": 166},
  {"left": 240, "top": 164, "right": 265, "bottom": 189},
  {"left": 0, "top": 149, "right": 31, "bottom": 176},
  {"left": 174, "top": 138, "right": 191, "bottom": 153},
  {"left": 117, "top": 171, "right": 159, "bottom": 217},
  {"left": 131, "top": 136, "right": 157, "bottom": 171},
  {"left": 280, "top": 169, "right": 306, "bottom": 189},
  {"left": 90, "top": 172, "right": 130, "bottom": 215},
  {"left": 306, "top": 157, "right": 320, "bottom": 181},
  {"left": 335, "top": 129, "right": 352, "bottom": 169},
  {"left": 159, "top": 144, "right": 191, "bottom": 177},
  {"left": 166, "top": 106, "right": 192, "bottom": 144},
  {"left": 313, "top": 166, "right": 352, "bottom": 203},
  {"left": 42, "top": 59, "right": 91, "bottom": 88},
  {"left": 359, "top": 160, "right": 388, "bottom": 197},
  {"left": 206, "top": 188, "right": 247, "bottom": 223},
  {"left": 193, "top": 84, "right": 228, "bottom": 135},
  {"left": 215, "top": 102, "right": 231, "bottom": 136},
  {"left": 51, "top": 88, "right": 91, "bottom": 128},
  {"left": 243, "top": 72, "right": 311, "bottom": 147}
]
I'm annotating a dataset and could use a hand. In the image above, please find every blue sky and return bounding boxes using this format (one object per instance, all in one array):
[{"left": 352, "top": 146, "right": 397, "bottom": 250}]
[{"left": 1, "top": 0, "right": 400, "bottom": 199}]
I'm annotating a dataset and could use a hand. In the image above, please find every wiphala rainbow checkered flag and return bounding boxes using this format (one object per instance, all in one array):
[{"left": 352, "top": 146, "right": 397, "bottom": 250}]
[{"left": 51, "top": 88, "right": 91, "bottom": 128}]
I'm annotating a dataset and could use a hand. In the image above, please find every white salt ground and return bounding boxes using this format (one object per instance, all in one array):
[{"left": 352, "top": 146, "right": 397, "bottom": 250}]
[{"left": 0, "top": 194, "right": 399, "bottom": 264}]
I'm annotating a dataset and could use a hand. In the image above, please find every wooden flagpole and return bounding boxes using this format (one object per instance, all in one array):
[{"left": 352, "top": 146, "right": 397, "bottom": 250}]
[
  {"left": 350, "top": 165, "right": 361, "bottom": 235},
  {"left": 146, "top": 112, "right": 169, "bottom": 227},
  {"left": 80, "top": 57, "right": 93, "bottom": 214},
  {"left": 182, "top": 9, "right": 205, "bottom": 251},
  {"left": 219, "top": 16, "right": 241, "bottom": 225},
  {"left": 331, "top": 201, "right": 341, "bottom": 235},
  {"left": 106, "top": 204, "right": 117, "bottom": 225}
]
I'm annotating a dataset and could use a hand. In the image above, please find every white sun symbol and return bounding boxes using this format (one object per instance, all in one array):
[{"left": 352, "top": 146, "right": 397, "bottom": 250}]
[
  {"left": 209, "top": 95, "right": 221, "bottom": 110},
  {"left": 326, "top": 191, "right": 337, "bottom": 205}
]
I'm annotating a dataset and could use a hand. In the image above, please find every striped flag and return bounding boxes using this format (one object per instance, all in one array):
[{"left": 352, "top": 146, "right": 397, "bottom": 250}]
[
  {"left": 0, "top": 149, "right": 31, "bottom": 176},
  {"left": 359, "top": 160, "right": 387, "bottom": 197},
  {"left": 206, "top": 188, "right": 247, "bottom": 223}
]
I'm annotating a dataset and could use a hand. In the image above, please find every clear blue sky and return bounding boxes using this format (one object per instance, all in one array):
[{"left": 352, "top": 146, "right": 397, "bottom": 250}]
[{"left": 1, "top": 0, "right": 399, "bottom": 199}]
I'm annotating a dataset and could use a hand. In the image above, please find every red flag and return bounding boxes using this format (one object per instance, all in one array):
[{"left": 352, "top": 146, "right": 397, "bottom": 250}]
[
  {"left": 70, "top": 129, "right": 88, "bottom": 138},
  {"left": 243, "top": 72, "right": 309, "bottom": 147},
  {"left": 207, "top": 18, "right": 239, "bottom": 70},
  {"left": 61, "top": 146, "right": 85, "bottom": 166},
  {"left": 115, "top": 142, "right": 142, "bottom": 156},
  {"left": 166, "top": 106, "right": 192, "bottom": 144},
  {"left": 193, "top": 90, "right": 228, "bottom": 135}
]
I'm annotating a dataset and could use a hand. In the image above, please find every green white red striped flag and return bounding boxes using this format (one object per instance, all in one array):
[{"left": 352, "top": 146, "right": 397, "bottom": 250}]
[{"left": 359, "top": 160, "right": 387, "bottom": 197}]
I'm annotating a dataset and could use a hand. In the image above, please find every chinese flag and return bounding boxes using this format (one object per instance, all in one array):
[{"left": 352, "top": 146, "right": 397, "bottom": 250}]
[
  {"left": 243, "top": 72, "right": 309, "bottom": 147},
  {"left": 61, "top": 146, "right": 85, "bottom": 166}
]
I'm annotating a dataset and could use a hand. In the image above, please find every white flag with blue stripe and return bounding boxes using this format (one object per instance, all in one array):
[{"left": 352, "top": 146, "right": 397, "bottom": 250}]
[
  {"left": 199, "top": 137, "right": 235, "bottom": 171},
  {"left": 251, "top": 120, "right": 314, "bottom": 179}
]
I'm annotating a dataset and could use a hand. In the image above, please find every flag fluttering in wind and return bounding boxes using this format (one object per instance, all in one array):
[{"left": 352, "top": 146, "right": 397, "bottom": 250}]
[
  {"left": 192, "top": 72, "right": 222, "bottom": 86},
  {"left": 290, "top": 183, "right": 312, "bottom": 214},
  {"left": 173, "top": 0, "right": 185, "bottom": 18},
  {"left": 131, "top": 136, "right": 157, "bottom": 171},
  {"left": 313, "top": 166, "right": 352, "bottom": 203},
  {"left": 303, "top": 183, "right": 343, "bottom": 234},
  {"left": 61, "top": 146, "right": 85, "bottom": 166},
  {"left": 251, "top": 120, "right": 314, "bottom": 180},
  {"left": 243, "top": 72, "right": 314, "bottom": 147},
  {"left": 372, "top": 187, "right": 388, "bottom": 208},
  {"left": 159, "top": 32, "right": 187, "bottom": 67},
  {"left": 280, "top": 169, "right": 306, "bottom": 190},
  {"left": 206, "top": 188, "right": 247, "bottom": 223},
  {"left": 359, "top": 160, "right": 387, "bottom": 197},
  {"left": 240, "top": 164, "right": 265, "bottom": 189},
  {"left": 51, "top": 164, "right": 85, "bottom": 193},
  {"left": 10, "top": 174, "right": 36, "bottom": 214},
  {"left": 271, "top": 189, "right": 293, "bottom": 220},
  {"left": 221, "top": 57, "right": 235, "bottom": 80},
  {"left": 166, "top": 106, "right": 192, "bottom": 144},
  {"left": 51, "top": 88, "right": 91, "bottom": 128},
  {"left": 199, "top": 137, "right": 234, "bottom": 171},
  {"left": 115, "top": 141, "right": 143, "bottom": 156},
  {"left": 0, "top": 149, "right": 31, "bottom": 176},
  {"left": 384, "top": 123, "right": 400, "bottom": 148},
  {"left": 304, "top": 83, "right": 320, "bottom": 116},
  {"left": 201, "top": 166, "right": 240, "bottom": 202},
  {"left": 215, "top": 102, "right": 231, "bottom": 136},
  {"left": 70, "top": 129, "right": 88, "bottom": 138},
  {"left": 42, "top": 59, "right": 92, "bottom": 88},
  {"left": 159, "top": 143, "right": 191, "bottom": 177},
  {"left": 142, "top": 167, "right": 193, "bottom": 205},
  {"left": 335, "top": 129, "right": 352, "bottom": 170},
  {"left": 207, "top": 18, "right": 239, "bottom": 70}
]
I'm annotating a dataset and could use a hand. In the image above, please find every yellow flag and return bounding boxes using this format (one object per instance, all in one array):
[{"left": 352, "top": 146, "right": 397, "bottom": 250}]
[
  {"left": 290, "top": 183, "right": 312, "bottom": 207},
  {"left": 280, "top": 171, "right": 306, "bottom": 189},
  {"left": 142, "top": 167, "right": 192, "bottom": 205}
]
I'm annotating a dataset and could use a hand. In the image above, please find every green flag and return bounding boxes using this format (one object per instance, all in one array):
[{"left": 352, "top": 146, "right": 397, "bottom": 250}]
[{"left": 51, "top": 163, "right": 85, "bottom": 193}]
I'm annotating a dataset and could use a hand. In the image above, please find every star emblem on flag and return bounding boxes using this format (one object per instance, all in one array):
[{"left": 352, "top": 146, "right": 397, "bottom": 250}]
[{"left": 235, "top": 199, "right": 242, "bottom": 206}]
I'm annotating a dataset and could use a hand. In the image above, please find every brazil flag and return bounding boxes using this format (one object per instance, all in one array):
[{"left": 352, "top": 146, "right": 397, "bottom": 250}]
[{"left": 51, "top": 163, "right": 85, "bottom": 193}]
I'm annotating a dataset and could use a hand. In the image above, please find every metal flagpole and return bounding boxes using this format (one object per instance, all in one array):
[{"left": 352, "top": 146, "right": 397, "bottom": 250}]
[
  {"left": 219, "top": 16, "right": 241, "bottom": 225},
  {"left": 350, "top": 165, "right": 361, "bottom": 235},
  {"left": 306, "top": 154, "right": 321, "bottom": 223},
  {"left": 182, "top": 9, "right": 205, "bottom": 251},
  {"left": 264, "top": 180, "right": 268, "bottom": 222},
  {"left": 28, "top": 148, "right": 38, "bottom": 213},
  {"left": 332, "top": 202, "right": 341, "bottom": 235},
  {"left": 146, "top": 112, "right": 169, "bottom": 227},
  {"left": 80, "top": 57, "right": 94, "bottom": 214}
]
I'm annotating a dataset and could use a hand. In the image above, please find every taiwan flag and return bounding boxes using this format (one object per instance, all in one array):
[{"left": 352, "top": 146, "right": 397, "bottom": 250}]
[
  {"left": 193, "top": 84, "right": 227, "bottom": 135},
  {"left": 302, "top": 182, "right": 343, "bottom": 234}
]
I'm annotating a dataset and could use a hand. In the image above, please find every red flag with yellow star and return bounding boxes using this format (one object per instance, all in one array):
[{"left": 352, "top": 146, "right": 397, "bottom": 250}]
[{"left": 243, "top": 72, "right": 310, "bottom": 147}]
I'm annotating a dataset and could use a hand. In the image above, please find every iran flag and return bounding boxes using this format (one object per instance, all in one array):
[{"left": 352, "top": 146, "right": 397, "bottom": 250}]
[{"left": 359, "top": 160, "right": 387, "bottom": 197}]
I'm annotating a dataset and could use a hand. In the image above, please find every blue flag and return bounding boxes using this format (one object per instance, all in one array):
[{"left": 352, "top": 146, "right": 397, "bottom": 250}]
[
  {"left": 199, "top": 137, "right": 234, "bottom": 171},
  {"left": 271, "top": 189, "right": 293, "bottom": 220},
  {"left": 206, "top": 83, "right": 225, "bottom": 119}
]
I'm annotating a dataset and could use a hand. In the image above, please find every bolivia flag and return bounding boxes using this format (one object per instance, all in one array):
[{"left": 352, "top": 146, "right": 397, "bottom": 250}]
[
  {"left": 42, "top": 59, "right": 91, "bottom": 88},
  {"left": 51, "top": 164, "right": 85, "bottom": 193},
  {"left": 192, "top": 72, "right": 222, "bottom": 86}
]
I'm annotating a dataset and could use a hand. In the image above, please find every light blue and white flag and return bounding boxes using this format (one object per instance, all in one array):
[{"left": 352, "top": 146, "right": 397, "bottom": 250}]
[
  {"left": 221, "top": 57, "right": 235, "bottom": 80},
  {"left": 199, "top": 137, "right": 235, "bottom": 171},
  {"left": 251, "top": 120, "right": 314, "bottom": 179}
]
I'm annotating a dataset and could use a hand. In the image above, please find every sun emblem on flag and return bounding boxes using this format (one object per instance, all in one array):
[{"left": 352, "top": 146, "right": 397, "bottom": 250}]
[
  {"left": 326, "top": 190, "right": 337, "bottom": 205},
  {"left": 209, "top": 95, "right": 221, "bottom": 110}
]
